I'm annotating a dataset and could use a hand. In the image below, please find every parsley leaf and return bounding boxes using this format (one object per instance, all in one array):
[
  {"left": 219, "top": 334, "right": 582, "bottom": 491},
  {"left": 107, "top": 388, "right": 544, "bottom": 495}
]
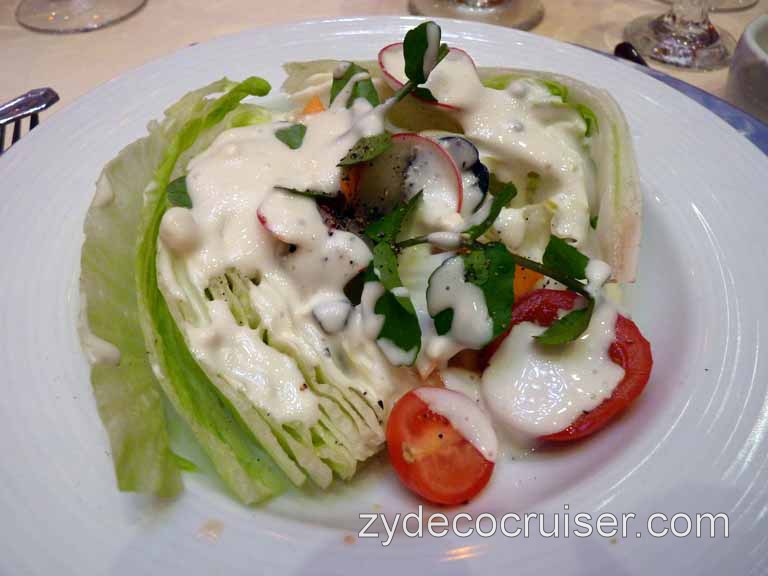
[
  {"left": 337, "top": 133, "right": 392, "bottom": 166},
  {"left": 330, "top": 62, "right": 380, "bottom": 108},
  {"left": 464, "top": 174, "right": 517, "bottom": 240},
  {"left": 542, "top": 236, "right": 589, "bottom": 280},
  {"left": 364, "top": 192, "right": 422, "bottom": 244},
  {"left": 274, "top": 123, "right": 307, "bottom": 149},
  {"left": 167, "top": 176, "right": 192, "bottom": 208},
  {"left": 535, "top": 297, "right": 595, "bottom": 345}
]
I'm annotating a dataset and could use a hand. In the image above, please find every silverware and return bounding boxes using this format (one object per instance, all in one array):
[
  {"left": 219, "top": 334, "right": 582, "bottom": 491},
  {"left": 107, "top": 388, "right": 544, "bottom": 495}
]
[{"left": 0, "top": 88, "right": 60, "bottom": 155}]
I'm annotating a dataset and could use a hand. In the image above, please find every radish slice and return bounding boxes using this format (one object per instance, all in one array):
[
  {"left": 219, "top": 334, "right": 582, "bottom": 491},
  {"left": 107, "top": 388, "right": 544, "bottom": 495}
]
[
  {"left": 356, "top": 132, "right": 463, "bottom": 218},
  {"left": 378, "top": 43, "right": 477, "bottom": 111}
]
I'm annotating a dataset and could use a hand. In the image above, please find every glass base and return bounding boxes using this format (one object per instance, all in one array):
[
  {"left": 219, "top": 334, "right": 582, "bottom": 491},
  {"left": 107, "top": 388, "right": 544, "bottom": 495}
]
[
  {"left": 624, "top": 13, "right": 735, "bottom": 70},
  {"left": 409, "top": 0, "right": 544, "bottom": 31},
  {"left": 658, "top": 0, "right": 759, "bottom": 13},
  {"left": 16, "top": 0, "right": 147, "bottom": 34}
]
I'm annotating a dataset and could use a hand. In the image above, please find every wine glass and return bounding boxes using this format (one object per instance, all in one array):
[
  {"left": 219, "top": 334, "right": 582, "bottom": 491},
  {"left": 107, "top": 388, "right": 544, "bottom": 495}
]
[
  {"left": 409, "top": 0, "right": 544, "bottom": 31},
  {"left": 16, "top": 0, "right": 147, "bottom": 34},
  {"left": 624, "top": 0, "right": 736, "bottom": 69}
]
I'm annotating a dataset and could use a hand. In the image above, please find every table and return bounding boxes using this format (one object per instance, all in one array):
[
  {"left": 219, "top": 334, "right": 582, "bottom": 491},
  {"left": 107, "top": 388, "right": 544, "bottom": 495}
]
[{"left": 1, "top": 0, "right": 766, "bottom": 115}]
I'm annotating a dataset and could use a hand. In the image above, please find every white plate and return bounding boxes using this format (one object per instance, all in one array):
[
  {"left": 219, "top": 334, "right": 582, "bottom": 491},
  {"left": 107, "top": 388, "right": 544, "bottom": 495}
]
[{"left": 1, "top": 16, "right": 767, "bottom": 575}]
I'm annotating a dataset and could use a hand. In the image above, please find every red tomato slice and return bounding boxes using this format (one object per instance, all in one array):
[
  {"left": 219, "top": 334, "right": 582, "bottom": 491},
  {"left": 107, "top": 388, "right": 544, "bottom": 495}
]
[
  {"left": 386, "top": 389, "right": 494, "bottom": 505},
  {"left": 484, "top": 289, "right": 653, "bottom": 442}
]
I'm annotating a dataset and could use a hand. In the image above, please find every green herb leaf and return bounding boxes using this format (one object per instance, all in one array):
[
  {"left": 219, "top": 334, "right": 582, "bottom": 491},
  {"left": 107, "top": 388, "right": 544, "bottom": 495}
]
[
  {"left": 330, "top": 62, "right": 380, "bottom": 108},
  {"left": 575, "top": 103, "right": 599, "bottom": 137},
  {"left": 363, "top": 249, "right": 422, "bottom": 365},
  {"left": 338, "top": 132, "right": 392, "bottom": 166},
  {"left": 590, "top": 214, "right": 599, "bottom": 229},
  {"left": 274, "top": 123, "right": 307, "bottom": 150},
  {"left": 373, "top": 290, "right": 422, "bottom": 364},
  {"left": 428, "top": 243, "right": 516, "bottom": 344},
  {"left": 464, "top": 174, "right": 517, "bottom": 240},
  {"left": 372, "top": 243, "right": 410, "bottom": 303},
  {"left": 462, "top": 243, "right": 517, "bottom": 338},
  {"left": 535, "top": 297, "right": 595, "bottom": 345},
  {"left": 542, "top": 235, "right": 589, "bottom": 280},
  {"left": 167, "top": 176, "right": 192, "bottom": 208},
  {"left": 403, "top": 21, "right": 445, "bottom": 85},
  {"left": 412, "top": 87, "right": 439, "bottom": 102},
  {"left": 364, "top": 192, "right": 422, "bottom": 244},
  {"left": 433, "top": 308, "right": 454, "bottom": 336},
  {"left": 274, "top": 186, "right": 334, "bottom": 198}
]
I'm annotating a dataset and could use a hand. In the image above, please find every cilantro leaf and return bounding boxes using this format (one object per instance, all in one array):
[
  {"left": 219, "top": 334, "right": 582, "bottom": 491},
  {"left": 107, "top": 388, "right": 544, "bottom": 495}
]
[
  {"left": 338, "top": 132, "right": 392, "bottom": 166},
  {"left": 364, "top": 192, "right": 422, "bottom": 244},
  {"left": 167, "top": 176, "right": 192, "bottom": 208},
  {"left": 330, "top": 62, "right": 380, "bottom": 108},
  {"left": 535, "top": 298, "right": 595, "bottom": 345},
  {"left": 542, "top": 236, "right": 589, "bottom": 280},
  {"left": 464, "top": 174, "right": 517, "bottom": 240},
  {"left": 274, "top": 123, "right": 306, "bottom": 149}
]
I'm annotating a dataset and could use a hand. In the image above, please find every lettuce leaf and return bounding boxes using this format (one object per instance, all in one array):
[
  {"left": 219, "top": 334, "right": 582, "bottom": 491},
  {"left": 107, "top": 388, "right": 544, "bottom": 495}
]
[{"left": 81, "top": 78, "right": 281, "bottom": 502}]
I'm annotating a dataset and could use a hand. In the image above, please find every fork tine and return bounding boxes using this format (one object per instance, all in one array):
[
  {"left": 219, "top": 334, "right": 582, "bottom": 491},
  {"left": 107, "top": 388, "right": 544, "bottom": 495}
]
[
  {"left": 0, "top": 125, "right": 5, "bottom": 155},
  {"left": 12, "top": 120, "right": 21, "bottom": 145},
  {"left": 30, "top": 113, "right": 39, "bottom": 129}
]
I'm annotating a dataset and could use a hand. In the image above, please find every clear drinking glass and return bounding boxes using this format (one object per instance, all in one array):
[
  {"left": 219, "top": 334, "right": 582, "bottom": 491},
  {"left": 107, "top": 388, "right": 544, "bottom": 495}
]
[
  {"left": 409, "top": 0, "right": 544, "bottom": 31},
  {"left": 16, "top": 0, "right": 147, "bottom": 33},
  {"left": 624, "top": 0, "right": 736, "bottom": 69},
  {"left": 660, "top": 0, "right": 759, "bottom": 12}
]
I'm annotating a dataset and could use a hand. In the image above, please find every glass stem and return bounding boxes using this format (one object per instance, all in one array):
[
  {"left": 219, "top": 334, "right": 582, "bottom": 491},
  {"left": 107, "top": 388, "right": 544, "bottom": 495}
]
[{"left": 672, "top": 0, "right": 708, "bottom": 23}]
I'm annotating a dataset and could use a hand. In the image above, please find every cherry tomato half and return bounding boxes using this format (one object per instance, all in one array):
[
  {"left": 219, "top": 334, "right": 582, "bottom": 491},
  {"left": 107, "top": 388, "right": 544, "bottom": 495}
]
[
  {"left": 484, "top": 289, "right": 653, "bottom": 442},
  {"left": 386, "top": 389, "right": 494, "bottom": 505}
]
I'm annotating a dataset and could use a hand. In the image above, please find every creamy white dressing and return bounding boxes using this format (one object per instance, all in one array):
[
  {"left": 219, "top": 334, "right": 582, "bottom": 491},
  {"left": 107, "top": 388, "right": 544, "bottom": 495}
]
[
  {"left": 381, "top": 49, "right": 592, "bottom": 248},
  {"left": 426, "top": 231, "right": 462, "bottom": 250},
  {"left": 187, "top": 300, "right": 319, "bottom": 423},
  {"left": 426, "top": 256, "right": 493, "bottom": 349},
  {"left": 159, "top": 206, "right": 200, "bottom": 255},
  {"left": 404, "top": 141, "right": 463, "bottom": 233},
  {"left": 481, "top": 301, "right": 624, "bottom": 437},
  {"left": 78, "top": 293, "right": 121, "bottom": 366},
  {"left": 154, "top": 100, "right": 393, "bottom": 425},
  {"left": 585, "top": 258, "right": 612, "bottom": 298},
  {"left": 414, "top": 387, "right": 497, "bottom": 462}
]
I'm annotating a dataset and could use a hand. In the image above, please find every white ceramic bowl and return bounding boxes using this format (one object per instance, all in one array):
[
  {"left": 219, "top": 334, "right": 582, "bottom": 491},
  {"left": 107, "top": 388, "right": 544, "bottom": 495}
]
[{"left": 726, "top": 14, "right": 768, "bottom": 124}]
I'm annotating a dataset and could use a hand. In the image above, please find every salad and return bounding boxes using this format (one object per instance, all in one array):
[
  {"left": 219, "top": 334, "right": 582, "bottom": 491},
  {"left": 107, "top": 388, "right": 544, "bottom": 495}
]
[{"left": 79, "top": 22, "right": 652, "bottom": 507}]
